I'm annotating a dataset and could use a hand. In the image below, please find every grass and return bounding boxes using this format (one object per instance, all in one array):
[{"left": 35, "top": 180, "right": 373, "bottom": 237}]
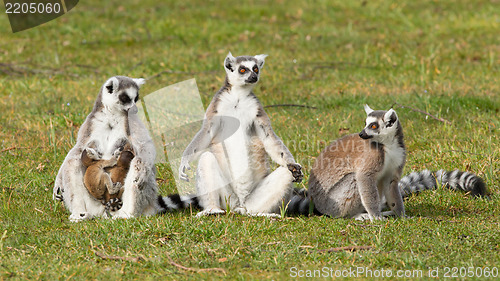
[{"left": 0, "top": 0, "right": 499, "bottom": 279}]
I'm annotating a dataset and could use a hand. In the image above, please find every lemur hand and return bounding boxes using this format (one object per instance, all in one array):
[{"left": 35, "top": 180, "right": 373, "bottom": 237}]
[
  {"left": 112, "top": 148, "right": 122, "bottom": 159},
  {"left": 179, "top": 159, "right": 191, "bottom": 182},
  {"left": 85, "top": 147, "right": 102, "bottom": 160},
  {"left": 287, "top": 163, "right": 303, "bottom": 183}
]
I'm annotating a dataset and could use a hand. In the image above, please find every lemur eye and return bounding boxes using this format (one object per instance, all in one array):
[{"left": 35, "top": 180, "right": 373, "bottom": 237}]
[
  {"left": 239, "top": 68, "right": 246, "bottom": 74},
  {"left": 253, "top": 67, "right": 259, "bottom": 73},
  {"left": 371, "top": 124, "right": 378, "bottom": 129}
]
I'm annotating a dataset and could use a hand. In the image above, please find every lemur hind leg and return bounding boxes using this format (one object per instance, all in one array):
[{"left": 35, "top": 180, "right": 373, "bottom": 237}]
[
  {"left": 196, "top": 151, "right": 231, "bottom": 217},
  {"left": 383, "top": 178, "right": 405, "bottom": 217},
  {"left": 243, "top": 166, "right": 294, "bottom": 216}
]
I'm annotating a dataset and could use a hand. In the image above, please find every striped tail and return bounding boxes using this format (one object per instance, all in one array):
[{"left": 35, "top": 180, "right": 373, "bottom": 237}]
[
  {"left": 157, "top": 194, "right": 201, "bottom": 214},
  {"left": 398, "top": 169, "right": 487, "bottom": 198},
  {"left": 53, "top": 186, "right": 64, "bottom": 201},
  {"left": 286, "top": 188, "right": 321, "bottom": 216}
]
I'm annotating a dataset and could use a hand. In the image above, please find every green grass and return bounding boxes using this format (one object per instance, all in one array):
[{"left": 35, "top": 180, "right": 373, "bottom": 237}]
[{"left": 1, "top": 0, "right": 499, "bottom": 279}]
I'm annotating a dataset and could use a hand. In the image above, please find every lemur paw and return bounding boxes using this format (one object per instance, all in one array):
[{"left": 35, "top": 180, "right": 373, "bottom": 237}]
[
  {"left": 233, "top": 207, "right": 247, "bottom": 215},
  {"left": 354, "top": 213, "right": 385, "bottom": 221},
  {"left": 179, "top": 160, "right": 191, "bottom": 182},
  {"left": 109, "top": 182, "right": 123, "bottom": 194},
  {"left": 112, "top": 148, "right": 122, "bottom": 159},
  {"left": 287, "top": 163, "right": 303, "bottom": 183},
  {"left": 69, "top": 212, "right": 92, "bottom": 222},
  {"left": 196, "top": 208, "right": 226, "bottom": 217},
  {"left": 132, "top": 158, "right": 148, "bottom": 187},
  {"left": 112, "top": 210, "right": 133, "bottom": 219},
  {"left": 249, "top": 213, "right": 282, "bottom": 219},
  {"left": 85, "top": 147, "right": 102, "bottom": 160}
]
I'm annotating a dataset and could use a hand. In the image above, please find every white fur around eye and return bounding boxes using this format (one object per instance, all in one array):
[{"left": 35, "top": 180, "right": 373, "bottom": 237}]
[{"left": 365, "top": 116, "right": 378, "bottom": 125}]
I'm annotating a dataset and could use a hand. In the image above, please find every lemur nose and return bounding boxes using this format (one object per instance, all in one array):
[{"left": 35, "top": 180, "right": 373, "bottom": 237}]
[
  {"left": 247, "top": 75, "right": 258, "bottom": 83},
  {"left": 359, "top": 130, "right": 367, "bottom": 138}
]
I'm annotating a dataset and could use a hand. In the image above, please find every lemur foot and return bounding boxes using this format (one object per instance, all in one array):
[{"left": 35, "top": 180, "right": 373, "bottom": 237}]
[
  {"left": 354, "top": 213, "right": 385, "bottom": 221},
  {"left": 112, "top": 210, "right": 133, "bottom": 219},
  {"left": 109, "top": 182, "right": 123, "bottom": 194},
  {"left": 249, "top": 213, "right": 282, "bottom": 219},
  {"left": 287, "top": 163, "right": 303, "bottom": 182},
  {"left": 69, "top": 212, "right": 92, "bottom": 222},
  {"left": 233, "top": 207, "right": 247, "bottom": 215},
  {"left": 196, "top": 208, "right": 226, "bottom": 217}
]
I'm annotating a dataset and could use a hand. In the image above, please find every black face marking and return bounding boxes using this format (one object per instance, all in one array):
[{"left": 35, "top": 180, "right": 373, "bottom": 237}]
[
  {"left": 359, "top": 129, "right": 373, "bottom": 139},
  {"left": 119, "top": 93, "right": 132, "bottom": 104},
  {"left": 239, "top": 66, "right": 249, "bottom": 74},
  {"left": 245, "top": 72, "right": 258, "bottom": 84},
  {"left": 253, "top": 65, "right": 259, "bottom": 73},
  {"left": 134, "top": 94, "right": 139, "bottom": 103},
  {"left": 368, "top": 122, "right": 379, "bottom": 130}
]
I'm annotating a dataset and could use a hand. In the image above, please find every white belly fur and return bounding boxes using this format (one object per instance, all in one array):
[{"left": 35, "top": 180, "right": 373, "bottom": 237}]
[
  {"left": 378, "top": 142, "right": 405, "bottom": 182},
  {"left": 88, "top": 112, "right": 129, "bottom": 158},
  {"left": 215, "top": 90, "right": 260, "bottom": 187}
]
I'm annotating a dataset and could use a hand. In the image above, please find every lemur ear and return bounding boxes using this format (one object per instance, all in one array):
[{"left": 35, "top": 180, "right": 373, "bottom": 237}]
[
  {"left": 364, "top": 104, "right": 374, "bottom": 115},
  {"left": 104, "top": 77, "right": 119, "bottom": 94},
  {"left": 254, "top": 54, "right": 268, "bottom": 68},
  {"left": 384, "top": 109, "right": 398, "bottom": 127},
  {"left": 224, "top": 52, "right": 236, "bottom": 72},
  {"left": 133, "top": 78, "right": 146, "bottom": 88}
]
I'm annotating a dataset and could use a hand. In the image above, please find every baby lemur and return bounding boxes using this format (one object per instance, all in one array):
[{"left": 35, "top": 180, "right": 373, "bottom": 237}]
[
  {"left": 287, "top": 105, "right": 486, "bottom": 220},
  {"left": 81, "top": 139, "right": 135, "bottom": 211}
]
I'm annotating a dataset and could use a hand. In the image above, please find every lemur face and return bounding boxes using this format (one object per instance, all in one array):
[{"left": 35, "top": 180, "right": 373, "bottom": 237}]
[
  {"left": 101, "top": 76, "right": 145, "bottom": 113},
  {"left": 224, "top": 52, "right": 268, "bottom": 87},
  {"left": 359, "top": 105, "right": 398, "bottom": 141}
]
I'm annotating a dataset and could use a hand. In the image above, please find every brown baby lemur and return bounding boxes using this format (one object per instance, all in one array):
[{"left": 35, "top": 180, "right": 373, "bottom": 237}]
[{"left": 81, "top": 139, "right": 135, "bottom": 211}]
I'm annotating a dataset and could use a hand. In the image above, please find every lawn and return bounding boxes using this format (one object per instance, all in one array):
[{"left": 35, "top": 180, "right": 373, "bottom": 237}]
[{"left": 0, "top": 0, "right": 499, "bottom": 280}]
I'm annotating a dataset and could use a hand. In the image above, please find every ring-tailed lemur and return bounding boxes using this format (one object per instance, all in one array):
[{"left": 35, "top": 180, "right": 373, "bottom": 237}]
[
  {"left": 81, "top": 138, "right": 135, "bottom": 211},
  {"left": 287, "top": 105, "right": 487, "bottom": 220},
  {"left": 179, "top": 52, "right": 303, "bottom": 217},
  {"left": 53, "top": 76, "right": 199, "bottom": 221}
]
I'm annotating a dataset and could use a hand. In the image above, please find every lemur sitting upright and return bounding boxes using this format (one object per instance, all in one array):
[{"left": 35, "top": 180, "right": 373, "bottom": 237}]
[
  {"left": 287, "top": 105, "right": 487, "bottom": 220},
  {"left": 81, "top": 138, "right": 135, "bottom": 211},
  {"left": 53, "top": 76, "right": 191, "bottom": 222},
  {"left": 179, "top": 52, "right": 303, "bottom": 217}
]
